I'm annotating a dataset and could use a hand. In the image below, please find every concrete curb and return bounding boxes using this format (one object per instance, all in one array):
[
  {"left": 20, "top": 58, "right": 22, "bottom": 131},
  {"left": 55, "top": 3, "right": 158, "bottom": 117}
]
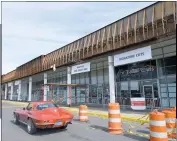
[
  {"left": 2, "top": 100, "right": 149, "bottom": 123},
  {"left": 2, "top": 100, "right": 28, "bottom": 106},
  {"left": 63, "top": 107, "right": 149, "bottom": 123}
]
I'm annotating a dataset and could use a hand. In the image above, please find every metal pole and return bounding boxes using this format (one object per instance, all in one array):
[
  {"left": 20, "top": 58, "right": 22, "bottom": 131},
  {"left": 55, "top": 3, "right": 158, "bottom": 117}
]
[{"left": 108, "top": 56, "right": 116, "bottom": 103}]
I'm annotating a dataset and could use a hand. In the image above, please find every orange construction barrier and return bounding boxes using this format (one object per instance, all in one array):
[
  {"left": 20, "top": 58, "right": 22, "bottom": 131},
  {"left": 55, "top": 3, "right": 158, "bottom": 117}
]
[
  {"left": 150, "top": 110, "right": 168, "bottom": 141},
  {"left": 162, "top": 107, "right": 176, "bottom": 139},
  {"left": 79, "top": 105, "right": 88, "bottom": 122},
  {"left": 108, "top": 103, "right": 123, "bottom": 134}
]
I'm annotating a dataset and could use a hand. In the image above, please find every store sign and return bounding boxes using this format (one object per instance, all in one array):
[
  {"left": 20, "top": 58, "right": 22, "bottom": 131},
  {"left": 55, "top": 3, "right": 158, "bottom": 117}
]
[
  {"left": 118, "top": 65, "right": 155, "bottom": 76},
  {"left": 71, "top": 62, "right": 90, "bottom": 75},
  {"left": 114, "top": 46, "right": 152, "bottom": 66},
  {"left": 131, "top": 98, "right": 146, "bottom": 110}
]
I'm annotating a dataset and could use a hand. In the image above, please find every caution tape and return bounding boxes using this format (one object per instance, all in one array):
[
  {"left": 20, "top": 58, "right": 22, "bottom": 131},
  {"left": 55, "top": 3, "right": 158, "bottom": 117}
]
[
  {"left": 124, "top": 130, "right": 149, "bottom": 138},
  {"left": 122, "top": 114, "right": 150, "bottom": 139},
  {"left": 127, "top": 114, "right": 149, "bottom": 129}
]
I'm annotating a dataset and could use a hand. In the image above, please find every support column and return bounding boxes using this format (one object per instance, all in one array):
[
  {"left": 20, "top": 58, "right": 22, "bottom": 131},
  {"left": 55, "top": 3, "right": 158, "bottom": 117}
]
[
  {"left": 10, "top": 82, "right": 13, "bottom": 100},
  {"left": 17, "top": 80, "right": 21, "bottom": 101},
  {"left": 28, "top": 77, "right": 32, "bottom": 101},
  {"left": 4, "top": 84, "right": 7, "bottom": 100},
  {"left": 44, "top": 73, "right": 47, "bottom": 101},
  {"left": 67, "top": 67, "right": 71, "bottom": 106},
  {"left": 108, "top": 56, "right": 116, "bottom": 103}
]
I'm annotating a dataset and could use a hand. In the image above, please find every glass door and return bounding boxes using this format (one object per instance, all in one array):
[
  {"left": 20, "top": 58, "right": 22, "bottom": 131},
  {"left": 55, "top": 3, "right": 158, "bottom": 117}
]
[
  {"left": 97, "top": 85, "right": 103, "bottom": 104},
  {"left": 89, "top": 85, "right": 97, "bottom": 104},
  {"left": 120, "top": 82, "right": 130, "bottom": 109},
  {"left": 143, "top": 85, "right": 154, "bottom": 109}
]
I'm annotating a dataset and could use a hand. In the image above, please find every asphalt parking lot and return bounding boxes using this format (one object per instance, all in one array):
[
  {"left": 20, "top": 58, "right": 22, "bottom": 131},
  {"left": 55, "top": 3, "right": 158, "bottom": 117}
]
[{"left": 2, "top": 102, "right": 149, "bottom": 141}]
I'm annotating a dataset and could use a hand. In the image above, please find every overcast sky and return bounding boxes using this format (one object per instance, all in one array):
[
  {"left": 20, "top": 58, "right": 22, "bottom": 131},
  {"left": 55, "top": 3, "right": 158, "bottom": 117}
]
[{"left": 2, "top": 2, "right": 155, "bottom": 74}]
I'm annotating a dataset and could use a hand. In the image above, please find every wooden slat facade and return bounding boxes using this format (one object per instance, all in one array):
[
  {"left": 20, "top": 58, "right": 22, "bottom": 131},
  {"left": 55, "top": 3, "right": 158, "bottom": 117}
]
[{"left": 2, "top": 1, "right": 176, "bottom": 84}]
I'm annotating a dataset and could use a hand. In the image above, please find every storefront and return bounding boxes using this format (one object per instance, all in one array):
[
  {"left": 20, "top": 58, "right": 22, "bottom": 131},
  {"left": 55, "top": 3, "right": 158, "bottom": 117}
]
[
  {"left": 71, "top": 60, "right": 109, "bottom": 105},
  {"left": 114, "top": 46, "right": 176, "bottom": 110},
  {"left": 27, "top": 37, "right": 176, "bottom": 109}
]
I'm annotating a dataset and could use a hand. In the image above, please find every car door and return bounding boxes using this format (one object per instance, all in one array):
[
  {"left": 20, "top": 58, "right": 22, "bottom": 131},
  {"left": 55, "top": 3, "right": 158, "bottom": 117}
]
[
  {"left": 24, "top": 103, "right": 33, "bottom": 123},
  {"left": 21, "top": 103, "right": 33, "bottom": 123},
  {"left": 18, "top": 103, "right": 30, "bottom": 122}
]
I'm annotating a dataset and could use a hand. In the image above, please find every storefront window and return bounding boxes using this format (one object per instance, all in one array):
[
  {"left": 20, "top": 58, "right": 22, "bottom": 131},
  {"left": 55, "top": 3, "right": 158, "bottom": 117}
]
[
  {"left": 158, "top": 56, "right": 176, "bottom": 108},
  {"left": 115, "top": 59, "right": 160, "bottom": 109},
  {"left": 91, "top": 70, "right": 97, "bottom": 84},
  {"left": 130, "top": 81, "right": 142, "bottom": 98},
  {"left": 164, "top": 56, "right": 176, "bottom": 67},
  {"left": 80, "top": 73, "right": 85, "bottom": 84},
  {"left": 97, "top": 69, "right": 103, "bottom": 84},
  {"left": 129, "top": 63, "right": 140, "bottom": 80},
  {"left": 115, "top": 65, "right": 129, "bottom": 82},
  {"left": 167, "top": 76, "right": 176, "bottom": 107},
  {"left": 71, "top": 75, "right": 76, "bottom": 84},
  {"left": 85, "top": 72, "right": 90, "bottom": 84},
  {"left": 104, "top": 68, "right": 109, "bottom": 84},
  {"left": 166, "top": 66, "right": 176, "bottom": 75},
  {"left": 75, "top": 74, "right": 79, "bottom": 84}
]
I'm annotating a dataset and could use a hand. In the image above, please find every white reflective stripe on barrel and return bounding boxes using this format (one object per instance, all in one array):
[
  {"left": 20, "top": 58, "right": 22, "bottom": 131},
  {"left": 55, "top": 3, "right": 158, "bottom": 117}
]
[
  {"left": 165, "top": 118, "right": 176, "bottom": 123},
  {"left": 150, "top": 120, "right": 166, "bottom": 126},
  {"left": 108, "top": 110, "right": 120, "bottom": 114},
  {"left": 150, "top": 131, "right": 167, "bottom": 138},
  {"left": 79, "top": 116, "right": 88, "bottom": 119},
  {"left": 167, "top": 128, "right": 176, "bottom": 133},
  {"left": 109, "top": 118, "right": 121, "bottom": 123},
  {"left": 79, "top": 110, "right": 87, "bottom": 113}
]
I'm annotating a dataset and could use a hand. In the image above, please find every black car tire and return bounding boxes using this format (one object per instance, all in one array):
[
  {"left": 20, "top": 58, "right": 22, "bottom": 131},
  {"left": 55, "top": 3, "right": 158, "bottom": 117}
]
[
  {"left": 60, "top": 124, "right": 68, "bottom": 130},
  {"left": 13, "top": 113, "right": 19, "bottom": 125},
  {"left": 27, "top": 118, "right": 37, "bottom": 134}
]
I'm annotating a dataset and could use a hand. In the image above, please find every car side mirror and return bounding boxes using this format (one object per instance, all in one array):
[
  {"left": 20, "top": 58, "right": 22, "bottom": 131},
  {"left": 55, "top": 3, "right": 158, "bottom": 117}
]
[{"left": 23, "top": 107, "right": 25, "bottom": 110}]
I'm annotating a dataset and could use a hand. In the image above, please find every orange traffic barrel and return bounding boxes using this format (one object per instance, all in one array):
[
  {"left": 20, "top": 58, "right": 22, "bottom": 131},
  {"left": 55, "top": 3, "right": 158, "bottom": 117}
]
[
  {"left": 162, "top": 107, "right": 176, "bottom": 139},
  {"left": 79, "top": 105, "right": 88, "bottom": 122},
  {"left": 108, "top": 103, "right": 123, "bottom": 134},
  {"left": 150, "top": 110, "right": 168, "bottom": 141}
]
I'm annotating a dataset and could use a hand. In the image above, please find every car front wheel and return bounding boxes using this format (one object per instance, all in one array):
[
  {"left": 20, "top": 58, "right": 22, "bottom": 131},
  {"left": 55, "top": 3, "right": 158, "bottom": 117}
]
[
  {"left": 60, "top": 124, "right": 68, "bottom": 130},
  {"left": 13, "top": 113, "right": 19, "bottom": 125},
  {"left": 27, "top": 118, "right": 37, "bottom": 134}
]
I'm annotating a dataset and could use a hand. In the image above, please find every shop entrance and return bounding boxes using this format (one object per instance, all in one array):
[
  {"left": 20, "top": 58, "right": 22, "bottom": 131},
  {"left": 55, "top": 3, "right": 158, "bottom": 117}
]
[
  {"left": 88, "top": 84, "right": 109, "bottom": 106},
  {"left": 143, "top": 85, "right": 154, "bottom": 109},
  {"left": 143, "top": 82, "right": 160, "bottom": 109},
  {"left": 116, "top": 80, "right": 161, "bottom": 110}
]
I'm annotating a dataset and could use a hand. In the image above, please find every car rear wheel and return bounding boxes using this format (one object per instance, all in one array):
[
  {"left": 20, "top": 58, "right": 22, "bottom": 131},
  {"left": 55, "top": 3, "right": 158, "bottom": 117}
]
[
  {"left": 27, "top": 118, "right": 37, "bottom": 134},
  {"left": 13, "top": 113, "right": 19, "bottom": 125}
]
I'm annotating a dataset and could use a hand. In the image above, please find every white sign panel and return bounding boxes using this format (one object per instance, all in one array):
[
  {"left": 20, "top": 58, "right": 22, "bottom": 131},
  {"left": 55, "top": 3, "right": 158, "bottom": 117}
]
[
  {"left": 131, "top": 98, "right": 146, "bottom": 110},
  {"left": 71, "top": 62, "right": 90, "bottom": 74},
  {"left": 114, "top": 46, "right": 152, "bottom": 66}
]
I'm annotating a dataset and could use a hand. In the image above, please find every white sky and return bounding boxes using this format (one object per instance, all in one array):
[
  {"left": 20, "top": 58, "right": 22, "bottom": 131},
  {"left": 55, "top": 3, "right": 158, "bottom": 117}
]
[{"left": 2, "top": 2, "right": 155, "bottom": 74}]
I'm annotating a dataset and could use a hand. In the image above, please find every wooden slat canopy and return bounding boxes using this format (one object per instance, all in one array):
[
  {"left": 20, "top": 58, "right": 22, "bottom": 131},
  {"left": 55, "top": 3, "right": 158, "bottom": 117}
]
[{"left": 2, "top": 1, "right": 176, "bottom": 84}]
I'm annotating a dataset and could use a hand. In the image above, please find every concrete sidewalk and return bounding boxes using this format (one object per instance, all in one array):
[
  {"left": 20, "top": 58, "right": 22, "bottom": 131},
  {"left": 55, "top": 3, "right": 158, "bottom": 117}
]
[{"left": 2, "top": 100, "right": 149, "bottom": 123}]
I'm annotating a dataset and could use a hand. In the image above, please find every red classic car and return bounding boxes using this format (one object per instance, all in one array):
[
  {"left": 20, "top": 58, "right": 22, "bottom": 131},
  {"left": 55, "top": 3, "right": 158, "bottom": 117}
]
[{"left": 13, "top": 101, "right": 74, "bottom": 134}]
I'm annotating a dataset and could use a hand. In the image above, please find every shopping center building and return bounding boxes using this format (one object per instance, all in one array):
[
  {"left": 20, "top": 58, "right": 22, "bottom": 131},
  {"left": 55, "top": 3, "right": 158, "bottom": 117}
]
[{"left": 1, "top": 2, "right": 176, "bottom": 110}]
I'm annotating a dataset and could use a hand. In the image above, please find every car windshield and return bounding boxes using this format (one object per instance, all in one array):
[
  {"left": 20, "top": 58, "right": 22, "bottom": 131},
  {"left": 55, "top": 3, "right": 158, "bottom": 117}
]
[{"left": 36, "top": 103, "right": 58, "bottom": 110}]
